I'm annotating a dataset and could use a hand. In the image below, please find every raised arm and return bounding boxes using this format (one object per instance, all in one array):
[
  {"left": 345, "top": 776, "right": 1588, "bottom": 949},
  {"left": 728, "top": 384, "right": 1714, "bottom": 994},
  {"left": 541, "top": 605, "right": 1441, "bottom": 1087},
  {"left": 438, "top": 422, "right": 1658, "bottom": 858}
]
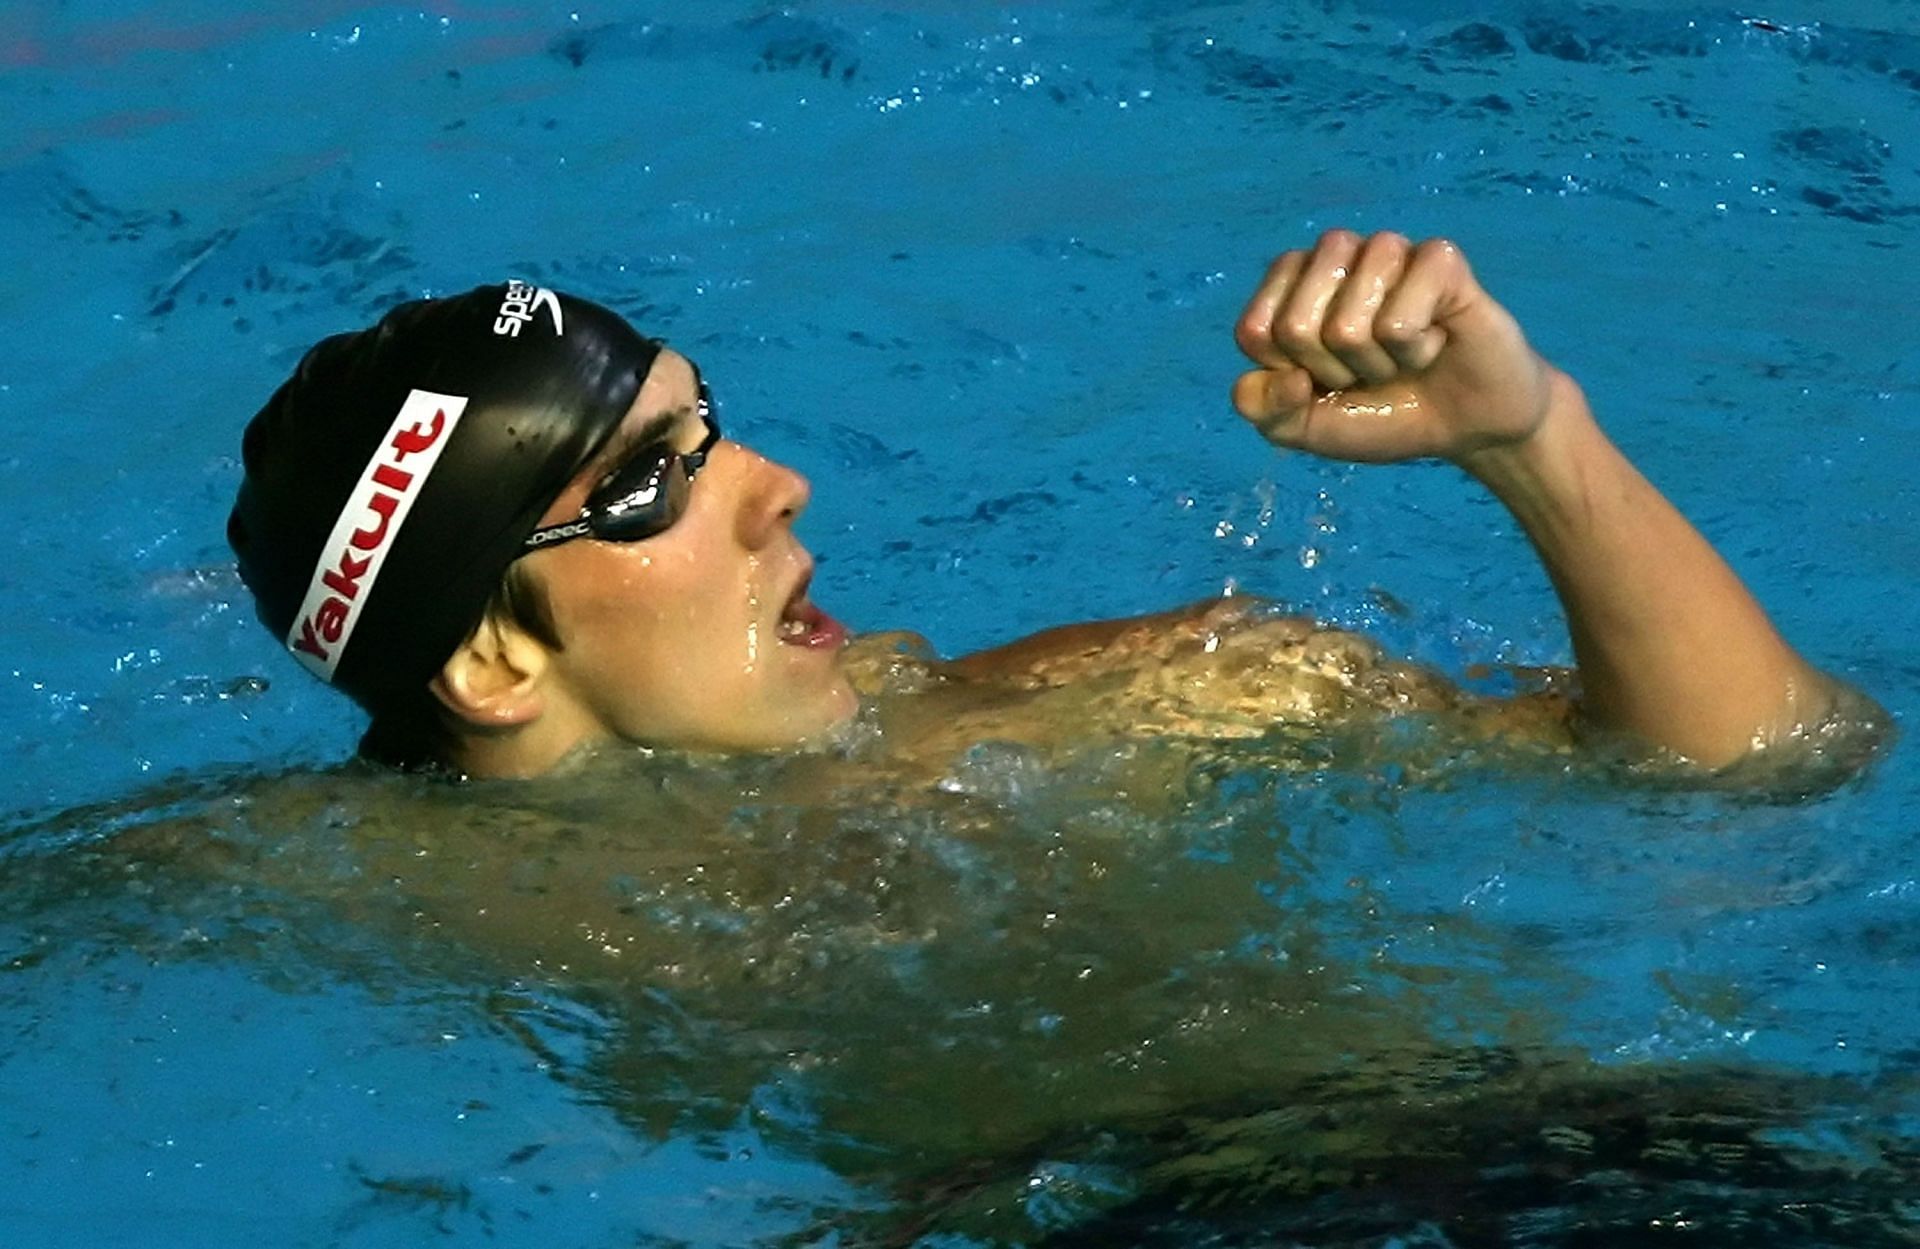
[{"left": 1231, "top": 229, "right": 1845, "bottom": 767}]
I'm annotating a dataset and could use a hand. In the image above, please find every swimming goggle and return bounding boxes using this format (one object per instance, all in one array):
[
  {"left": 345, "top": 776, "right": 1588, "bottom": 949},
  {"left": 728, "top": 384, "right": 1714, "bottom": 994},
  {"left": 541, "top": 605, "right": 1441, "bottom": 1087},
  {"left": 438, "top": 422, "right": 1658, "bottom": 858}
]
[{"left": 520, "top": 378, "right": 721, "bottom": 553}]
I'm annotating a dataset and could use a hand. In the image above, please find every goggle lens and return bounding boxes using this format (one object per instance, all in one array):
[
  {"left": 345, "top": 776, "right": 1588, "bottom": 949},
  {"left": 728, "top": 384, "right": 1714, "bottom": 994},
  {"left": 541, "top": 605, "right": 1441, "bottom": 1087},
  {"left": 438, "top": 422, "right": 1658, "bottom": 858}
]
[
  {"left": 589, "top": 446, "right": 695, "bottom": 541},
  {"left": 520, "top": 377, "right": 720, "bottom": 554}
]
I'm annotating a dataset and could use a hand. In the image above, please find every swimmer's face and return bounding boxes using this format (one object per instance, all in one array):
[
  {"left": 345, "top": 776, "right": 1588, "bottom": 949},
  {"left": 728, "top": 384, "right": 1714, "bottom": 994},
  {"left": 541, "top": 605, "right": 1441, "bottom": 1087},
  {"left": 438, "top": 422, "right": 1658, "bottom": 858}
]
[{"left": 515, "top": 349, "right": 858, "bottom": 752}]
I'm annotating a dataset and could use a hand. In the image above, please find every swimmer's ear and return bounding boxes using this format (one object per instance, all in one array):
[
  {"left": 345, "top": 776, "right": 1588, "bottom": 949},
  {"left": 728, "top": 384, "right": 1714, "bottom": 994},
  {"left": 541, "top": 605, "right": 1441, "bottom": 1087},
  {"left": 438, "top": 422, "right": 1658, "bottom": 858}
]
[{"left": 430, "top": 617, "right": 548, "bottom": 728}]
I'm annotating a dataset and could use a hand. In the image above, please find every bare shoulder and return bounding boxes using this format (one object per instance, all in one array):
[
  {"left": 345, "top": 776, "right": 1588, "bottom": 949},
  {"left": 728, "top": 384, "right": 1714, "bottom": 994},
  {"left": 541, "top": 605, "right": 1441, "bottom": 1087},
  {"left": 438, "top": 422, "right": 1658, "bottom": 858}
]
[
  {"left": 870, "top": 601, "right": 1448, "bottom": 740},
  {"left": 838, "top": 602, "right": 1588, "bottom": 771},
  {"left": 939, "top": 597, "right": 1280, "bottom": 687}
]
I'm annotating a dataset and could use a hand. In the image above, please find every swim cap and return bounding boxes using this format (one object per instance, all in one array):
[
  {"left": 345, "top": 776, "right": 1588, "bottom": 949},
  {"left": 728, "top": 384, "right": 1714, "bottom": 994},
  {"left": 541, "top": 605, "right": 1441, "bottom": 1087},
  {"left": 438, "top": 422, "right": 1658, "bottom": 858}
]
[{"left": 229, "top": 282, "right": 660, "bottom": 712}]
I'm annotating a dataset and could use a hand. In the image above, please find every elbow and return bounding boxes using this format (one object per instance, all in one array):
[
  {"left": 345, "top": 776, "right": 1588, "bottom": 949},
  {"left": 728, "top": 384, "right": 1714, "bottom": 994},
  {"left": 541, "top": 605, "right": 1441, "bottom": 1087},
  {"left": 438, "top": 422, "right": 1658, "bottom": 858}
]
[
  {"left": 1689, "top": 678, "right": 1888, "bottom": 798},
  {"left": 1580, "top": 673, "right": 1892, "bottom": 798}
]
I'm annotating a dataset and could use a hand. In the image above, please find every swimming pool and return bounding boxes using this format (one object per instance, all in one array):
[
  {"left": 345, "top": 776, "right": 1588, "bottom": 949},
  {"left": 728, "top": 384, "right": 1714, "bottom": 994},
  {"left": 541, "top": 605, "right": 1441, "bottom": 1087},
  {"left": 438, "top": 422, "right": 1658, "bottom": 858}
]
[{"left": 2, "top": 0, "right": 1916, "bottom": 1243}]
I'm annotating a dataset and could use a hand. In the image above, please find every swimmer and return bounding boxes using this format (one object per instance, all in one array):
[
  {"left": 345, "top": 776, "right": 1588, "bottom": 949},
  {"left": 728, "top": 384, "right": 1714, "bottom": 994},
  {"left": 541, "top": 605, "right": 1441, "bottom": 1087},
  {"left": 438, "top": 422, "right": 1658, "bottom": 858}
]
[{"left": 228, "top": 231, "right": 1877, "bottom": 781}]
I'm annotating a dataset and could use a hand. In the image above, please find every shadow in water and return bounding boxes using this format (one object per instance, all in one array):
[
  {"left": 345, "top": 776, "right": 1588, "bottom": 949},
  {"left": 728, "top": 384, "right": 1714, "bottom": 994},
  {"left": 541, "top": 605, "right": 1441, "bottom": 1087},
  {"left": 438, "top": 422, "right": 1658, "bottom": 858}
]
[{"left": 844, "top": 1051, "right": 1920, "bottom": 1247}]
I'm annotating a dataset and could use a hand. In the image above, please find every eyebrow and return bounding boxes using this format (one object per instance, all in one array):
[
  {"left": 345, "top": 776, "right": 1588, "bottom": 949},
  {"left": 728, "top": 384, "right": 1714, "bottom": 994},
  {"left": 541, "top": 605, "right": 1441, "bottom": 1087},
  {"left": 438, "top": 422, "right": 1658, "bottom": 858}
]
[
  {"left": 596, "top": 410, "right": 681, "bottom": 471},
  {"left": 588, "top": 367, "right": 707, "bottom": 478}
]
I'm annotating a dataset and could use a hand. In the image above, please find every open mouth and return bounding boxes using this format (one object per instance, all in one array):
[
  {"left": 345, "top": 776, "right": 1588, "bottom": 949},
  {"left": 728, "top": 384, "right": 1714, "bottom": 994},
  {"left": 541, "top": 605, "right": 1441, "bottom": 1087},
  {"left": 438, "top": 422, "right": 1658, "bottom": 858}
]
[{"left": 777, "top": 569, "right": 848, "bottom": 650}]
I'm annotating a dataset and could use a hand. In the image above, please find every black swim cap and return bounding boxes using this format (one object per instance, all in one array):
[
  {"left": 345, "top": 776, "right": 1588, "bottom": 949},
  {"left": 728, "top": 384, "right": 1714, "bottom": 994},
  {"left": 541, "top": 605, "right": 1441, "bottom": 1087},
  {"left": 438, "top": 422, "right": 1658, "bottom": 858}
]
[{"left": 229, "top": 281, "right": 660, "bottom": 712}]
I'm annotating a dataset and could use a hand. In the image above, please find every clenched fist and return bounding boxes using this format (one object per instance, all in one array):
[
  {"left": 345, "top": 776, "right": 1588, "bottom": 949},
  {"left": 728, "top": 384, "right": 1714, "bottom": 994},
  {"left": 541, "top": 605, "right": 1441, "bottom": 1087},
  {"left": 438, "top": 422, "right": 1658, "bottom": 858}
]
[{"left": 1232, "top": 230, "right": 1556, "bottom": 468}]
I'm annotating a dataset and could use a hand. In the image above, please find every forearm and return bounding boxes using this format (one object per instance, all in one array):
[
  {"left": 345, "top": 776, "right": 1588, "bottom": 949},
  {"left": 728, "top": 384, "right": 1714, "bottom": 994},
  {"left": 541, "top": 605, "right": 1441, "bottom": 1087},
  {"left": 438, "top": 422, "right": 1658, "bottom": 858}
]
[{"left": 1457, "top": 368, "right": 1834, "bottom": 765}]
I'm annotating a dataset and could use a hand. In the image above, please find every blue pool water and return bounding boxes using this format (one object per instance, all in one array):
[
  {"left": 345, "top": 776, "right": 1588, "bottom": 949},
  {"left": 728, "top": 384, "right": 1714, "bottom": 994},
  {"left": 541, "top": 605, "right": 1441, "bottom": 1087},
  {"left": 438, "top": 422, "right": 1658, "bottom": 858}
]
[{"left": 2, "top": 1, "right": 1918, "bottom": 1244}]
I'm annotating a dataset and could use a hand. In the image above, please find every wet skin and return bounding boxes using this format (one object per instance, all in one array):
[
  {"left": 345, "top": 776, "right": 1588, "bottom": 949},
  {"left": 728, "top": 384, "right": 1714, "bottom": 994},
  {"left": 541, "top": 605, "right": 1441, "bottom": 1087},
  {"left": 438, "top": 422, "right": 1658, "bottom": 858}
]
[
  {"left": 448, "top": 350, "right": 860, "bottom": 768},
  {"left": 435, "top": 230, "right": 1871, "bottom": 780},
  {"left": 463, "top": 362, "right": 1572, "bottom": 781}
]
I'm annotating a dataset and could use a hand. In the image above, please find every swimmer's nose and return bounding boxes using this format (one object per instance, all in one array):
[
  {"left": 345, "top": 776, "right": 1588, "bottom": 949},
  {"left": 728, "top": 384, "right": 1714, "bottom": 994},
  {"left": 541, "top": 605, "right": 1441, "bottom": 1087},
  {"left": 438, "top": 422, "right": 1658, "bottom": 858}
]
[{"left": 726, "top": 442, "right": 811, "bottom": 549}]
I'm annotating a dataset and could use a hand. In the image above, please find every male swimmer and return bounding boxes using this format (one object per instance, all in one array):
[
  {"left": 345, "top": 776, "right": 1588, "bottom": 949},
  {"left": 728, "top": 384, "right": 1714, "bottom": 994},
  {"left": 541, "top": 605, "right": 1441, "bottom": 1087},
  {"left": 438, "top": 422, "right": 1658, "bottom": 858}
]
[{"left": 229, "top": 231, "right": 1870, "bottom": 779}]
